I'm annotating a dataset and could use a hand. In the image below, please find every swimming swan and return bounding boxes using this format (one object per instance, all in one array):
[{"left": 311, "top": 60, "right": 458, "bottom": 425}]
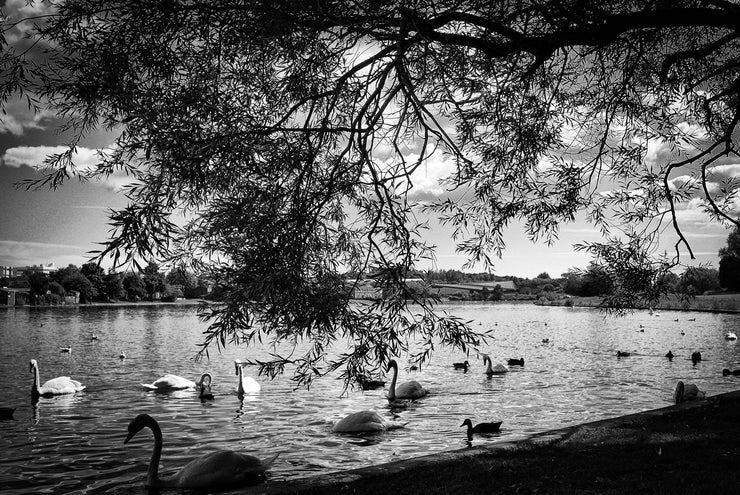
[
  {"left": 483, "top": 356, "right": 508, "bottom": 375},
  {"left": 141, "top": 374, "right": 196, "bottom": 391},
  {"left": 460, "top": 418, "right": 502, "bottom": 435},
  {"left": 29, "top": 359, "right": 85, "bottom": 397},
  {"left": 332, "top": 410, "right": 407, "bottom": 433},
  {"left": 386, "top": 359, "right": 427, "bottom": 401},
  {"left": 235, "top": 360, "right": 260, "bottom": 394},
  {"left": 674, "top": 381, "right": 705, "bottom": 404},
  {"left": 124, "top": 413, "right": 278, "bottom": 488}
]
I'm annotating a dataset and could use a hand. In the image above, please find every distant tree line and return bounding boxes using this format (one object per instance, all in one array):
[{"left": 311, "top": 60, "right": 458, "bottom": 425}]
[{"left": 0, "top": 262, "right": 210, "bottom": 305}]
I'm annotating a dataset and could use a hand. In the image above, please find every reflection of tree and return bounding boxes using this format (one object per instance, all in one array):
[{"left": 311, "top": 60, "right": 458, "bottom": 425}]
[{"left": 4, "top": 2, "right": 740, "bottom": 386}]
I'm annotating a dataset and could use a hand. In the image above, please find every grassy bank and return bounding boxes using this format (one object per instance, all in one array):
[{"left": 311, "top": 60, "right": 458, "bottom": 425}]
[
  {"left": 543, "top": 292, "right": 740, "bottom": 314},
  {"left": 253, "top": 389, "right": 740, "bottom": 494}
]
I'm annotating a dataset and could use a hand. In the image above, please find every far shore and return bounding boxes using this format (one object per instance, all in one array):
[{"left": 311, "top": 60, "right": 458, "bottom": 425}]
[{"left": 3, "top": 292, "right": 740, "bottom": 315}]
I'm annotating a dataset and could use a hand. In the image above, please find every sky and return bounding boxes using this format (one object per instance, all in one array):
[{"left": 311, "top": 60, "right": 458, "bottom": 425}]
[{"left": 0, "top": 2, "right": 737, "bottom": 279}]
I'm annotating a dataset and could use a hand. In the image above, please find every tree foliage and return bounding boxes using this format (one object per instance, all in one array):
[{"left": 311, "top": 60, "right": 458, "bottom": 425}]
[{"left": 3, "top": 0, "right": 740, "bottom": 387}]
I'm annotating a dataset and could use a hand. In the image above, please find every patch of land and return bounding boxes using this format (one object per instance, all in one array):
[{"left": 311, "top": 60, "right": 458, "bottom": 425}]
[{"left": 250, "top": 389, "right": 740, "bottom": 494}]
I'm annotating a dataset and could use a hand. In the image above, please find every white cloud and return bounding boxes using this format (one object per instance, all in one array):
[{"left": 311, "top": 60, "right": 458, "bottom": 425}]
[{"left": 2, "top": 145, "right": 135, "bottom": 191}]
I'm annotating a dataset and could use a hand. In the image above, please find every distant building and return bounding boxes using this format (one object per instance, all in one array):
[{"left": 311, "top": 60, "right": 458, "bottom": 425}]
[
  {"left": 0, "top": 288, "right": 30, "bottom": 306},
  {"left": 0, "top": 266, "right": 12, "bottom": 278},
  {"left": 8, "top": 263, "right": 58, "bottom": 278}
]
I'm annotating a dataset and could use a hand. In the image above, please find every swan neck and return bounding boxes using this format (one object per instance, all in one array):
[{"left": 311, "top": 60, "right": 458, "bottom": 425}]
[
  {"left": 31, "top": 363, "right": 40, "bottom": 394},
  {"left": 146, "top": 418, "right": 163, "bottom": 487},
  {"left": 484, "top": 357, "right": 492, "bottom": 373},
  {"left": 388, "top": 362, "right": 398, "bottom": 399},
  {"left": 237, "top": 365, "right": 244, "bottom": 394}
]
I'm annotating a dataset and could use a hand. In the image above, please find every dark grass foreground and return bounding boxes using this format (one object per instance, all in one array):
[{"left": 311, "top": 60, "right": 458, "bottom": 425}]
[{"left": 250, "top": 389, "right": 740, "bottom": 494}]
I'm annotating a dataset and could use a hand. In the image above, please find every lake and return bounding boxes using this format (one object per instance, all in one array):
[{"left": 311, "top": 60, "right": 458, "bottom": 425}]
[{"left": 1, "top": 302, "right": 739, "bottom": 494}]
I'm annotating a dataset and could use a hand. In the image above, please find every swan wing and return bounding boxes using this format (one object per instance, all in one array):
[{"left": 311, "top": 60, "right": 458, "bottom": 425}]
[
  {"left": 147, "top": 374, "right": 196, "bottom": 390},
  {"left": 332, "top": 411, "right": 386, "bottom": 433},
  {"left": 238, "top": 376, "right": 261, "bottom": 394},
  {"left": 395, "top": 380, "right": 426, "bottom": 399},
  {"left": 39, "top": 376, "right": 84, "bottom": 395},
  {"left": 172, "top": 450, "right": 275, "bottom": 488}
]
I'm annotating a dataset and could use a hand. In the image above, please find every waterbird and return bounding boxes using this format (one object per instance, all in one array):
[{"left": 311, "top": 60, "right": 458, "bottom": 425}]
[
  {"left": 29, "top": 359, "right": 85, "bottom": 397},
  {"left": 386, "top": 359, "right": 427, "bottom": 401},
  {"left": 616, "top": 351, "right": 631, "bottom": 357},
  {"left": 332, "top": 410, "right": 407, "bottom": 433},
  {"left": 483, "top": 355, "right": 508, "bottom": 375},
  {"left": 0, "top": 407, "right": 16, "bottom": 419},
  {"left": 59, "top": 345, "right": 71, "bottom": 353},
  {"left": 460, "top": 418, "right": 502, "bottom": 435},
  {"left": 722, "top": 368, "right": 740, "bottom": 376},
  {"left": 119, "top": 351, "right": 126, "bottom": 359},
  {"left": 141, "top": 374, "right": 196, "bottom": 391},
  {"left": 674, "top": 381, "right": 705, "bottom": 404},
  {"left": 507, "top": 357, "right": 524, "bottom": 366},
  {"left": 665, "top": 350, "right": 674, "bottom": 361},
  {"left": 453, "top": 360, "right": 470, "bottom": 371},
  {"left": 691, "top": 351, "right": 702, "bottom": 365},
  {"left": 91, "top": 333, "right": 98, "bottom": 340},
  {"left": 726, "top": 331, "right": 737, "bottom": 340},
  {"left": 542, "top": 338, "right": 550, "bottom": 344},
  {"left": 235, "top": 360, "right": 261, "bottom": 394},
  {"left": 124, "top": 413, "right": 278, "bottom": 488},
  {"left": 357, "top": 374, "right": 386, "bottom": 390},
  {"left": 199, "top": 373, "right": 214, "bottom": 400}
]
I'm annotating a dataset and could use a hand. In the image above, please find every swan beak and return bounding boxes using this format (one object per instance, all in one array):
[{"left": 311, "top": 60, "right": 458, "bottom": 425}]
[{"left": 124, "top": 432, "right": 135, "bottom": 444}]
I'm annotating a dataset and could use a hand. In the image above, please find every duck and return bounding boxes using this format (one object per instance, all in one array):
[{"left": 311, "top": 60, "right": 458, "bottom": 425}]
[
  {"left": 357, "top": 374, "right": 386, "bottom": 391},
  {"left": 673, "top": 381, "right": 705, "bottom": 404},
  {"left": 460, "top": 418, "right": 502, "bottom": 435},
  {"left": 91, "top": 333, "right": 98, "bottom": 341},
  {"left": 124, "top": 413, "right": 278, "bottom": 488},
  {"left": 616, "top": 351, "right": 631, "bottom": 357},
  {"left": 691, "top": 351, "right": 702, "bottom": 365},
  {"left": 29, "top": 359, "right": 85, "bottom": 397},
  {"left": 119, "top": 351, "right": 126, "bottom": 359},
  {"left": 506, "top": 357, "right": 524, "bottom": 366},
  {"left": 59, "top": 345, "right": 71, "bottom": 353},
  {"left": 722, "top": 368, "right": 740, "bottom": 376},
  {"left": 386, "top": 359, "right": 427, "bottom": 401},
  {"left": 483, "top": 356, "right": 508, "bottom": 375},
  {"left": 141, "top": 374, "right": 196, "bottom": 391},
  {"left": 541, "top": 338, "right": 550, "bottom": 344},
  {"left": 235, "top": 360, "right": 260, "bottom": 394},
  {"left": 725, "top": 331, "right": 737, "bottom": 340},
  {"left": 331, "top": 410, "right": 407, "bottom": 433},
  {"left": 453, "top": 360, "right": 470, "bottom": 371},
  {"left": 665, "top": 350, "right": 674, "bottom": 361},
  {"left": 0, "top": 407, "right": 16, "bottom": 420},
  {"left": 199, "top": 373, "right": 214, "bottom": 400}
]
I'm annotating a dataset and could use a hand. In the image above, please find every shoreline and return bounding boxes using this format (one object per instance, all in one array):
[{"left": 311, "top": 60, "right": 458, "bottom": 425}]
[{"left": 248, "top": 389, "right": 740, "bottom": 494}]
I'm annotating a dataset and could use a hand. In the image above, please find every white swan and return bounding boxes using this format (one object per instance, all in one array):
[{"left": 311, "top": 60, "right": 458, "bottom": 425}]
[
  {"left": 386, "top": 359, "right": 427, "bottom": 401},
  {"left": 29, "top": 359, "right": 85, "bottom": 397},
  {"left": 332, "top": 410, "right": 407, "bottom": 433},
  {"left": 483, "top": 356, "right": 508, "bottom": 375},
  {"left": 141, "top": 374, "right": 196, "bottom": 391},
  {"left": 235, "top": 360, "right": 260, "bottom": 394},
  {"left": 124, "top": 413, "right": 278, "bottom": 488}
]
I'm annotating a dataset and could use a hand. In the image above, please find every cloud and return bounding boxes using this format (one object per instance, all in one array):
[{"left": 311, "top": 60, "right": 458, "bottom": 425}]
[
  {"left": 0, "top": 239, "right": 92, "bottom": 268},
  {"left": 2, "top": 145, "right": 135, "bottom": 191}
]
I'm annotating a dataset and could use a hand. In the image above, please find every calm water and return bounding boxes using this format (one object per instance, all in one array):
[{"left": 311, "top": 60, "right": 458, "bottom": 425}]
[{"left": 1, "top": 302, "right": 739, "bottom": 494}]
